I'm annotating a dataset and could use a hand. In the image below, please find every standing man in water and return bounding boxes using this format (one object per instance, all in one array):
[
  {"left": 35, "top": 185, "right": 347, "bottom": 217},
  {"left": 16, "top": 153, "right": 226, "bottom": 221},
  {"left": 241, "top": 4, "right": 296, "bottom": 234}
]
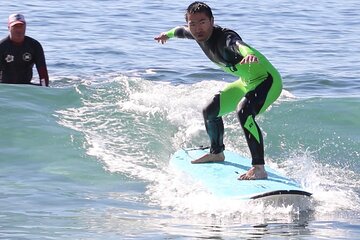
[
  {"left": 155, "top": 2, "right": 282, "bottom": 180},
  {"left": 0, "top": 13, "right": 49, "bottom": 86}
]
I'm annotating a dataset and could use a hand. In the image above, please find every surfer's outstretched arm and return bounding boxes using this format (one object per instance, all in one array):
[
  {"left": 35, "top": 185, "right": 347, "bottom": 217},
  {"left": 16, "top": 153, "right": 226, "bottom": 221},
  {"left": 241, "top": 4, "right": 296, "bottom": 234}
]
[
  {"left": 154, "top": 33, "right": 169, "bottom": 44},
  {"left": 154, "top": 26, "right": 195, "bottom": 44}
]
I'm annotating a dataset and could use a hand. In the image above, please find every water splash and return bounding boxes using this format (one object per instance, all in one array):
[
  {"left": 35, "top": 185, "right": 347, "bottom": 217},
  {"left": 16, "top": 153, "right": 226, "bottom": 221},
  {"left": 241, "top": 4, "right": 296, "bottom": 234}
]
[{"left": 54, "top": 73, "right": 360, "bottom": 224}]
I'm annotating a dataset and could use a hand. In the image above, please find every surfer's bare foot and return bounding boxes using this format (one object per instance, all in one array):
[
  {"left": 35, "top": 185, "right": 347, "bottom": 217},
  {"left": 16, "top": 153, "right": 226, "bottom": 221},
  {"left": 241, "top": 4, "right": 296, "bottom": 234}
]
[
  {"left": 191, "top": 152, "right": 225, "bottom": 164},
  {"left": 238, "top": 165, "right": 268, "bottom": 180}
]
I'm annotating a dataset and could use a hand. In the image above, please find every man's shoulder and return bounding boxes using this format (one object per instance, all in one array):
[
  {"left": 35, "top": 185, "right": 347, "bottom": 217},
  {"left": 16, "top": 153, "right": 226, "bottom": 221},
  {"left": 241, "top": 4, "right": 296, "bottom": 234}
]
[
  {"left": 24, "top": 36, "right": 41, "bottom": 45},
  {"left": 24, "top": 36, "right": 44, "bottom": 52},
  {"left": 0, "top": 36, "right": 10, "bottom": 46},
  {"left": 213, "top": 25, "right": 242, "bottom": 43}
]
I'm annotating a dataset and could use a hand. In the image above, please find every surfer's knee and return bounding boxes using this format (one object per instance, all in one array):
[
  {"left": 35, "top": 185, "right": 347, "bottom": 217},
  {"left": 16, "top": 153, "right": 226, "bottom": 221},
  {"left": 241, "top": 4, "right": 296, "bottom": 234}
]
[
  {"left": 203, "top": 93, "right": 221, "bottom": 120},
  {"left": 202, "top": 106, "right": 210, "bottom": 120},
  {"left": 236, "top": 97, "right": 250, "bottom": 125}
]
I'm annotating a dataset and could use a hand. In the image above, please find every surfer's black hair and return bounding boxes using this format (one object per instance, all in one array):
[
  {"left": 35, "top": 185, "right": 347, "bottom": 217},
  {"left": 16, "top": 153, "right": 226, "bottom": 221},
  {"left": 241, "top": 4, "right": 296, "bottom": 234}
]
[{"left": 185, "top": 1, "right": 213, "bottom": 22}]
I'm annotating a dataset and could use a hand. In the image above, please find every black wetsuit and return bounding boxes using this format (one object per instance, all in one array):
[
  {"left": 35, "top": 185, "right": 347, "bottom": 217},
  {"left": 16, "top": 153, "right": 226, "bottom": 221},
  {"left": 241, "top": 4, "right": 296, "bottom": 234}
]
[{"left": 0, "top": 36, "right": 49, "bottom": 86}]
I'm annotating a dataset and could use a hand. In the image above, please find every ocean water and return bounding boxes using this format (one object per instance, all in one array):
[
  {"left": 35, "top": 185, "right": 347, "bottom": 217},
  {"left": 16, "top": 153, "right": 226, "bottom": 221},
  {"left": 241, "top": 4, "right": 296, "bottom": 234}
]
[{"left": 1, "top": 0, "right": 359, "bottom": 239}]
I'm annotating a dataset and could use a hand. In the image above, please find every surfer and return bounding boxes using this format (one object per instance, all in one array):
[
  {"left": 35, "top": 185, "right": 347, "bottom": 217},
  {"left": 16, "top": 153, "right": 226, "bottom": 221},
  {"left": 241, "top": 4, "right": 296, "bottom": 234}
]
[
  {"left": 0, "top": 13, "right": 49, "bottom": 86},
  {"left": 155, "top": 2, "right": 282, "bottom": 180}
]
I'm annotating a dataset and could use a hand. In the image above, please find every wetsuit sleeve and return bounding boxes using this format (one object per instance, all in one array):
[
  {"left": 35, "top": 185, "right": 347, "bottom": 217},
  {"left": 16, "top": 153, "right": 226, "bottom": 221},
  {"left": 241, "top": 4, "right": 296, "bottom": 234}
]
[
  {"left": 165, "top": 26, "right": 194, "bottom": 39},
  {"left": 34, "top": 41, "right": 49, "bottom": 86},
  {"left": 37, "top": 66, "right": 49, "bottom": 86},
  {"left": 236, "top": 40, "right": 255, "bottom": 57},
  {"left": 0, "top": 39, "right": 7, "bottom": 82},
  {"left": 223, "top": 31, "right": 255, "bottom": 57}
]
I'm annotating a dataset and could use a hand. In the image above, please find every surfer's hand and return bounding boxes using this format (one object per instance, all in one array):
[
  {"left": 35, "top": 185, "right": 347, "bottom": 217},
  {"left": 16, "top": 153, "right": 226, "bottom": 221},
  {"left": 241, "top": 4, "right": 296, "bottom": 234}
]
[
  {"left": 154, "top": 33, "right": 169, "bottom": 44},
  {"left": 240, "top": 55, "right": 258, "bottom": 64}
]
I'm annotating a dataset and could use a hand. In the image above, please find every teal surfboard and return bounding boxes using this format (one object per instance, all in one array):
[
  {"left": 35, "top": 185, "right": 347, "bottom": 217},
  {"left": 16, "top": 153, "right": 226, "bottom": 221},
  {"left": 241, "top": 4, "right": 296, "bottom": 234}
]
[{"left": 170, "top": 147, "right": 312, "bottom": 205}]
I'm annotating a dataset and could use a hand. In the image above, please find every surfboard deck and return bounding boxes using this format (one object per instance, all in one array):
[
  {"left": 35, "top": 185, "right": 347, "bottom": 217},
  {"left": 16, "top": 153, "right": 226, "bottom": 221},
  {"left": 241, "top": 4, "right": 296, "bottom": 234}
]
[{"left": 170, "top": 148, "right": 312, "bottom": 206}]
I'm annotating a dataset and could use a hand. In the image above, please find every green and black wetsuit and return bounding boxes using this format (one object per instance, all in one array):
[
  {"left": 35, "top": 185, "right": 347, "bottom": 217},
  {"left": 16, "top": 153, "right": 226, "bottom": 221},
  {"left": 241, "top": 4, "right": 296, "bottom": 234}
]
[{"left": 166, "top": 25, "right": 282, "bottom": 165}]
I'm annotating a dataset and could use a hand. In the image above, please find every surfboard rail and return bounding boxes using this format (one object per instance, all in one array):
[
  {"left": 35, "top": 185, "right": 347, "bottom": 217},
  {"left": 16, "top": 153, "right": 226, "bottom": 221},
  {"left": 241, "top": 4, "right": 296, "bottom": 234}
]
[{"left": 251, "top": 190, "right": 312, "bottom": 200}]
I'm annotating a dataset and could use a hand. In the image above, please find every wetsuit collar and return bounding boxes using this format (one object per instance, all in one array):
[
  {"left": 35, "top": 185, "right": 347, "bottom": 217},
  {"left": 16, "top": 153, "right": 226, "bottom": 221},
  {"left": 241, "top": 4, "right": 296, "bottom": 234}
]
[{"left": 8, "top": 35, "right": 25, "bottom": 46}]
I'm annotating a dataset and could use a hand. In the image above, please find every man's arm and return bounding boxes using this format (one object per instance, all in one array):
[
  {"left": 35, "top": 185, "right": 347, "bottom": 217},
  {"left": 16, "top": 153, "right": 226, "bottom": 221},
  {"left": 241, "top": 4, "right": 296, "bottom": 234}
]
[
  {"left": 154, "top": 26, "right": 194, "bottom": 44},
  {"left": 235, "top": 40, "right": 258, "bottom": 64},
  {"left": 34, "top": 41, "right": 49, "bottom": 86},
  {"left": 37, "top": 66, "right": 49, "bottom": 86},
  {"left": 223, "top": 32, "right": 258, "bottom": 64}
]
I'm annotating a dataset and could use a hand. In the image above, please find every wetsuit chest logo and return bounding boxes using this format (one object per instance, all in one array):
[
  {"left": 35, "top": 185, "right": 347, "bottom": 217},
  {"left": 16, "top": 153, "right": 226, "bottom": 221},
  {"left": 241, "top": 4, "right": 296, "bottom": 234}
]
[
  {"left": 5, "top": 54, "right": 14, "bottom": 63},
  {"left": 23, "top": 53, "right": 32, "bottom": 61}
]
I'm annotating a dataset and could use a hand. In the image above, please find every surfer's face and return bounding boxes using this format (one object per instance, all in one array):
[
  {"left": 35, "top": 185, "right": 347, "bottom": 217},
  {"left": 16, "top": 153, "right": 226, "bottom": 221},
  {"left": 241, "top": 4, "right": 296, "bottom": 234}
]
[{"left": 187, "top": 12, "right": 214, "bottom": 42}]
